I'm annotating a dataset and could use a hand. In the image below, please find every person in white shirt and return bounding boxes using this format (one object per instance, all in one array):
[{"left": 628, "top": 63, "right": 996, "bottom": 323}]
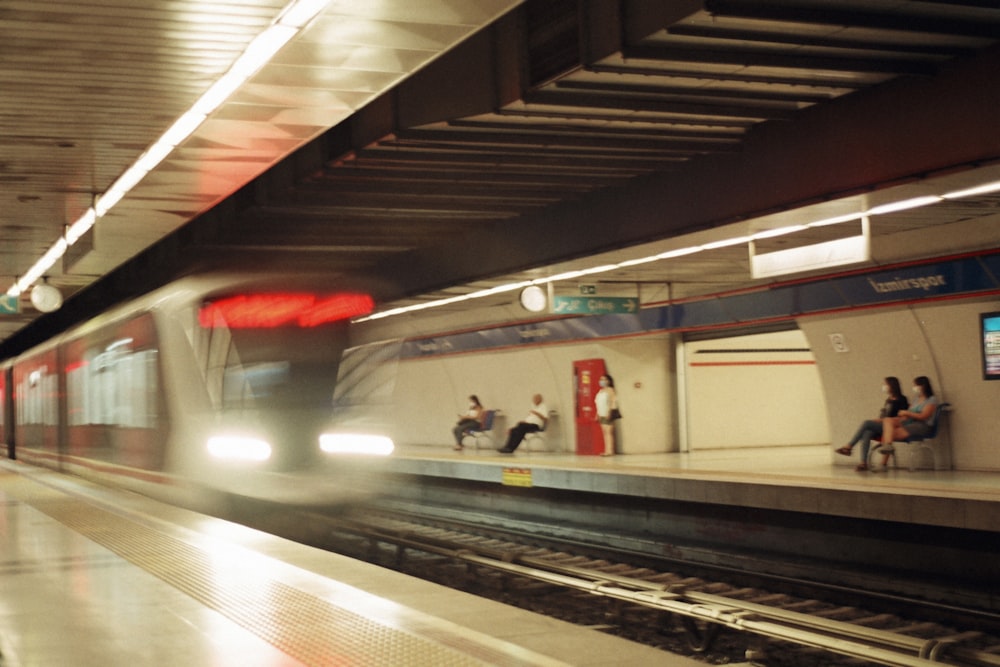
[{"left": 498, "top": 394, "right": 548, "bottom": 453}]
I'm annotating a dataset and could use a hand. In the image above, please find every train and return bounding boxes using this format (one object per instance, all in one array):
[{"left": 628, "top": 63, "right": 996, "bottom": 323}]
[{"left": 0, "top": 271, "right": 399, "bottom": 508}]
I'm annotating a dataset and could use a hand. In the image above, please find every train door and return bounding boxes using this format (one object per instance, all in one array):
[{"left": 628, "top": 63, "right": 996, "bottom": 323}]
[
  {"left": 1, "top": 366, "right": 11, "bottom": 459},
  {"left": 680, "top": 328, "right": 829, "bottom": 450}
]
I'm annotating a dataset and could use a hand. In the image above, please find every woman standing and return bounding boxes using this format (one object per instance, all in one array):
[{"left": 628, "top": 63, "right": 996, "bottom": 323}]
[
  {"left": 594, "top": 374, "right": 619, "bottom": 457},
  {"left": 453, "top": 395, "right": 484, "bottom": 451}
]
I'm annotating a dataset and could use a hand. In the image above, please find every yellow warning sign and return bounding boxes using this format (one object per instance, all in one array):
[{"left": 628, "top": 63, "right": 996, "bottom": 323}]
[{"left": 501, "top": 467, "right": 532, "bottom": 487}]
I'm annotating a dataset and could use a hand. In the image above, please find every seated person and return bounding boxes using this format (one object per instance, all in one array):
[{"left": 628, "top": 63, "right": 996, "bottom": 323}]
[
  {"left": 498, "top": 394, "right": 548, "bottom": 453},
  {"left": 835, "top": 376, "right": 908, "bottom": 472},
  {"left": 452, "top": 395, "right": 484, "bottom": 451},
  {"left": 877, "top": 375, "right": 940, "bottom": 467}
]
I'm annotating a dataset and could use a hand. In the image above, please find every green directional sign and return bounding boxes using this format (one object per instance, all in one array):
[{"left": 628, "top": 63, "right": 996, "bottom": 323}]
[
  {"left": 552, "top": 296, "right": 638, "bottom": 315},
  {"left": 0, "top": 295, "right": 19, "bottom": 315}
]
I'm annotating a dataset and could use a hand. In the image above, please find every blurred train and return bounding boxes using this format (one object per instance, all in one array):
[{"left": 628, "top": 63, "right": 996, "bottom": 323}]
[{"left": 0, "top": 272, "right": 399, "bottom": 507}]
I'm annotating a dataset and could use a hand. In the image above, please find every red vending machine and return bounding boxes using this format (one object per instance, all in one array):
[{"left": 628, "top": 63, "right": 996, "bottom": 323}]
[{"left": 573, "top": 358, "right": 607, "bottom": 455}]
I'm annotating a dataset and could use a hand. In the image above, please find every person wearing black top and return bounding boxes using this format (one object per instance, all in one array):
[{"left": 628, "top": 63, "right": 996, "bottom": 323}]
[{"left": 834, "top": 376, "right": 908, "bottom": 471}]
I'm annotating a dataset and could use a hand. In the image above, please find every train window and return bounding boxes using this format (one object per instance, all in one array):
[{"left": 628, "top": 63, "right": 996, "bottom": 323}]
[
  {"left": 198, "top": 292, "right": 374, "bottom": 329},
  {"left": 65, "top": 316, "right": 160, "bottom": 429},
  {"left": 192, "top": 292, "right": 369, "bottom": 412},
  {"left": 204, "top": 319, "right": 235, "bottom": 408},
  {"left": 222, "top": 361, "right": 290, "bottom": 406},
  {"left": 193, "top": 304, "right": 353, "bottom": 413},
  {"left": 63, "top": 314, "right": 165, "bottom": 468},
  {"left": 217, "top": 327, "right": 350, "bottom": 410},
  {"left": 14, "top": 355, "right": 59, "bottom": 432}
]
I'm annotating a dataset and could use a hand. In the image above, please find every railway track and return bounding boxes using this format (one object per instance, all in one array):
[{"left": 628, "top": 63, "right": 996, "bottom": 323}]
[{"left": 294, "top": 507, "right": 1000, "bottom": 667}]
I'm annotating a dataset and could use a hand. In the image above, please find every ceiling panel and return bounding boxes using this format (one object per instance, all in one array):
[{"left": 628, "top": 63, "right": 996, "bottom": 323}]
[{"left": 2, "top": 0, "right": 999, "bottom": 351}]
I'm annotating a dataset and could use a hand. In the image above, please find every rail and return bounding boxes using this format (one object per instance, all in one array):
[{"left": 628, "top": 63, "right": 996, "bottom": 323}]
[{"left": 312, "top": 510, "right": 1000, "bottom": 667}]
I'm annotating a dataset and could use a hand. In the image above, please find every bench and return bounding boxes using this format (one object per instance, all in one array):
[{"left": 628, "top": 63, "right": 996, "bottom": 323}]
[
  {"left": 524, "top": 410, "right": 559, "bottom": 453},
  {"left": 461, "top": 409, "right": 499, "bottom": 451},
  {"left": 868, "top": 402, "right": 951, "bottom": 471}
]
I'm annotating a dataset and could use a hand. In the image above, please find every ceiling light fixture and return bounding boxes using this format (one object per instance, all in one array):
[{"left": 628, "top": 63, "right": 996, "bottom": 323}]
[
  {"left": 942, "top": 180, "right": 1000, "bottom": 199},
  {"left": 701, "top": 236, "right": 752, "bottom": 250},
  {"left": 65, "top": 209, "right": 97, "bottom": 245},
  {"left": 751, "top": 217, "right": 871, "bottom": 279},
  {"left": 357, "top": 178, "right": 998, "bottom": 323},
  {"left": 5, "top": 0, "right": 331, "bottom": 299},
  {"left": 807, "top": 212, "right": 864, "bottom": 228},
  {"left": 752, "top": 224, "right": 808, "bottom": 239},
  {"left": 656, "top": 246, "right": 701, "bottom": 259},
  {"left": 865, "top": 196, "right": 942, "bottom": 216},
  {"left": 616, "top": 255, "right": 661, "bottom": 268}
]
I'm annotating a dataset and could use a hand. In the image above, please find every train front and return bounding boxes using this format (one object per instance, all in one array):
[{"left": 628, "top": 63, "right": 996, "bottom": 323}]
[{"left": 169, "top": 287, "right": 398, "bottom": 505}]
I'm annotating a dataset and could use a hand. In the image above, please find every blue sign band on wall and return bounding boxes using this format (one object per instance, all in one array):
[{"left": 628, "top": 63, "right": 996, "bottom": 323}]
[{"left": 400, "top": 250, "right": 1000, "bottom": 359}]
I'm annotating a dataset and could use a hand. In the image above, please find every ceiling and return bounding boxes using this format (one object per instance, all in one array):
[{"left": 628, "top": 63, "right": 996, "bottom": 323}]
[{"left": 2, "top": 0, "right": 1000, "bottom": 354}]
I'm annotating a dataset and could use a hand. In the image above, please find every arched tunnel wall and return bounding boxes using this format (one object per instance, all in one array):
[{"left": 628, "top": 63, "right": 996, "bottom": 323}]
[
  {"left": 362, "top": 251, "right": 1000, "bottom": 471},
  {"left": 802, "top": 297, "right": 1000, "bottom": 471}
]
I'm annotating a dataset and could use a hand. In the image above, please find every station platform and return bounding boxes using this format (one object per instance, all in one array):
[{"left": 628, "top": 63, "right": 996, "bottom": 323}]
[
  {"left": 0, "top": 461, "right": 696, "bottom": 667},
  {"left": 382, "top": 444, "right": 1000, "bottom": 534}
]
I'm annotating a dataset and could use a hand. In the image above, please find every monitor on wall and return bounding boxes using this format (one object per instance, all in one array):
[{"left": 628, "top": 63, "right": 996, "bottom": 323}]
[{"left": 981, "top": 311, "right": 1000, "bottom": 380}]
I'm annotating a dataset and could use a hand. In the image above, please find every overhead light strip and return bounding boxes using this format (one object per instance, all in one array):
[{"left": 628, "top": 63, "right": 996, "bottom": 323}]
[
  {"left": 941, "top": 179, "right": 1000, "bottom": 200},
  {"left": 6, "top": 0, "right": 331, "bottom": 298},
  {"left": 357, "top": 186, "right": 982, "bottom": 323}
]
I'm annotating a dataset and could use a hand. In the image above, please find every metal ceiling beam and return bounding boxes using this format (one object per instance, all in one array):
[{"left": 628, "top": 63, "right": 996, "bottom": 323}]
[
  {"left": 352, "top": 146, "right": 686, "bottom": 170},
  {"left": 918, "top": 0, "right": 1000, "bottom": 7},
  {"left": 246, "top": 208, "right": 502, "bottom": 224},
  {"left": 389, "top": 128, "right": 742, "bottom": 152},
  {"left": 369, "top": 42, "right": 1000, "bottom": 300},
  {"left": 554, "top": 79, "right": 834, "bottom": 104},
  {"left": 496, "top": 105, "right": 757, "bottom": 129},
  {"left": 292, "top": 179, "right": 592, "bottom": 198},
  {"left": 5, "top": 0, "right": 1000, "bottom": 357},
  {"left": 586, "top": 62, "right": 868, "bottom": 90},
  {"left": 704, "top": 0, "right": 1000, "bottom": 38},
  {"left": 259, "top": 193, "right": 548, "bottom": 214},
  {"left": 309, "top": 166, "right": 625, "bottom": 189},
  {"left": 622, "top": 44, "right": 938, "bottom": 76},
  {"left": 666, "top": 24, "right": 977, "bottom": 58},
  {"left": 525, "top": 89, "right": 800, "bottom": 120}
]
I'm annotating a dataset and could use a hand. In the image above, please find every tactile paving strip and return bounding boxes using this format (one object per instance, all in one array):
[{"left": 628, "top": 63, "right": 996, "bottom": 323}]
[{"left": 3, "top": 475, "right": 522, "bottom": 667}]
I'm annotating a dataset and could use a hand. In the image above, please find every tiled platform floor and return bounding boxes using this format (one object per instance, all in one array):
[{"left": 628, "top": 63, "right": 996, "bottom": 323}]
[{"left": 0, "top": 461, "right": 695, "bottom": 667}]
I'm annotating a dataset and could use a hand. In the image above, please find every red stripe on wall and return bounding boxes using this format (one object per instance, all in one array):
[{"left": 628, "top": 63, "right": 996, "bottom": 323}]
[{"left": 689, "top": 361, "right": 816, "bottom": 367}]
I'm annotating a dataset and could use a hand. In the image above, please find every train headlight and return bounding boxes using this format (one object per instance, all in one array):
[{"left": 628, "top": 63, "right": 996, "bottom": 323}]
[
  {"left": 207, "top": 435, "right": 272, "bottom": 462},
  {"left": 319, "top": 433, "right": 394, "bottom": 456}
]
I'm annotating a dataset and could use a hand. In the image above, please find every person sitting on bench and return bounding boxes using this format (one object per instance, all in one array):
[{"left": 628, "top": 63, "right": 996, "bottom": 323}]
[
  {"left": 452, "top": 394, "right": 484, "bottom": 451},
  {"left": 498, "top": 394, "right": 548, "bottom": 453},
  {"left": 877, "top": 375, "right": 940, "bottom": 467},
  {"left": 835, "top": 376, "right": 908, "bottom": 471}
]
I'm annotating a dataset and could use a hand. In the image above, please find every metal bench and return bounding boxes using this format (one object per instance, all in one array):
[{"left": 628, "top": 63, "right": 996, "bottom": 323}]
[
  {"left": 869, "top": 402, "right": 951, "bottom": 471},
  {"left": 461, "top": 409, "right": 498, "bottom": 451},
  {"left": 524, "top": 410, "right": 558, "bottom": 453}
]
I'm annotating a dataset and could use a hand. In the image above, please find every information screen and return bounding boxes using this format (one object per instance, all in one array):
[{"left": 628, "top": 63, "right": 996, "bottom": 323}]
[{"left": 981, "top": 311, "right": 1000, "bottom": 380}]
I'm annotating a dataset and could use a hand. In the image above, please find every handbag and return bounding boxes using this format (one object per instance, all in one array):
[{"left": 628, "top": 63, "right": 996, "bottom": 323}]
[{"left": 610, "top": 407, "right": 622, "bottom": 420}]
